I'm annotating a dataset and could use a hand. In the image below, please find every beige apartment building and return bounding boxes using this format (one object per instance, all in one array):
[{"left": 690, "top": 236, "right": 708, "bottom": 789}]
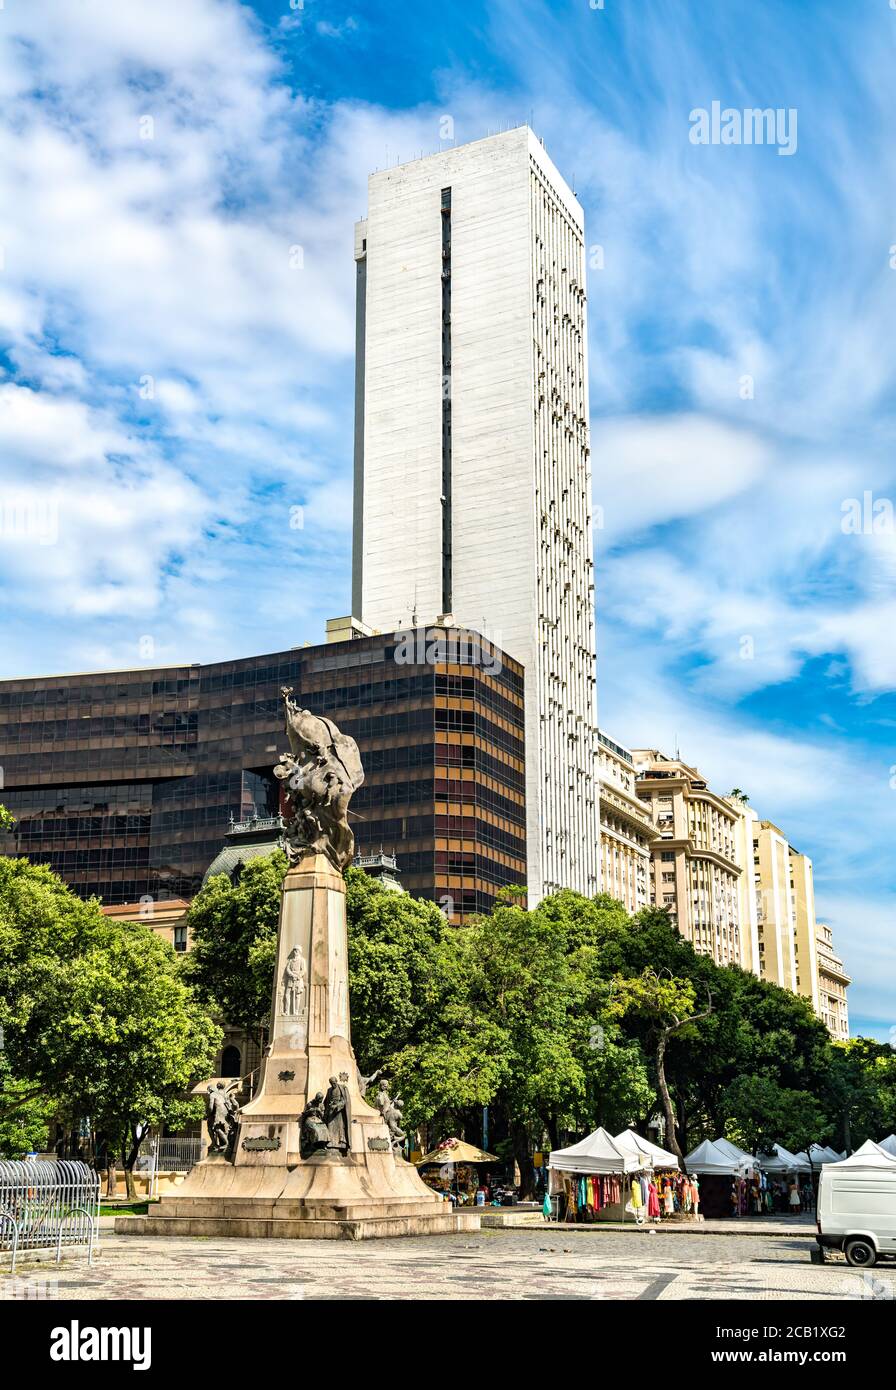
[
  {"left": 732, "top": 813, "right": 850, "bottom": 1040},
  {"left": 728, "top": 798, "right": 761, "bottom": 975},
  {"left": 632, "top": 750, "right": 744, "bottom": 968},
  {"left": 598, "top": 730, "right": 658, "bottom": 914},
  {"left": 815, "top": 922, "right": 851, "bottom": 1041},
  {"left": 750, "top": 820, "right": 821, "bottom": 1007}
]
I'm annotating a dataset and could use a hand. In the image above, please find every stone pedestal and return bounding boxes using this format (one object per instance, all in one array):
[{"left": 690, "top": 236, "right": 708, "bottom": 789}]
[{"left": 117, "top": 850, "right": 476, "bottom": 1241}]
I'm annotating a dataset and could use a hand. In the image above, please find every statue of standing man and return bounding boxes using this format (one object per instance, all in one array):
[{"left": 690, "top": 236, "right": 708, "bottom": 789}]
[
  {"left": 205, "top": 1084, "right": 230, "bottom": 1153},
  {"left": 281, "top": 944, "right": 307, "bottom": 1017},
  {"left": 323, "top": 1074, "right": 352, "bottom": 1153}
]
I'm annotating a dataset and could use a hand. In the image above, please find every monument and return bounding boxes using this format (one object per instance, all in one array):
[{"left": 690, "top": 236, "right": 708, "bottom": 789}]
[{"left": 117, "top": 690, "right": 478, "bottom": 1239}]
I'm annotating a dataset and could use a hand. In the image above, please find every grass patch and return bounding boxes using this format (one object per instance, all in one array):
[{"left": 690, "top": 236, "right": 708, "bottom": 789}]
[{"left": 100, "top": 1202, "right": 150, "bottom": 1216}]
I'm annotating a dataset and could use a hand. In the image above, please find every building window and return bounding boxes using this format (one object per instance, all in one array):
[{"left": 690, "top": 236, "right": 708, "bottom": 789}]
[
  {"left": 173, "top": 924, "right": 188, "bottom": 953},
  {"left": 440, "top": 186, "right": 452, "bottom": 612},
  {"left": 221, "top": 1045, "right": 242, "bottom": 1078}
]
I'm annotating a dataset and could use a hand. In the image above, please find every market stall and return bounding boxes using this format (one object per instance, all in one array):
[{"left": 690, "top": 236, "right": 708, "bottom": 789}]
[
  {"left": 413, "top": 1138, "right": 502, "bottom": 1206},
  {"left": 759, "top": 1142, "right": 811, "bottom": 1174},
  {"left": 612, "top": 1128, "right": 680, "bottom": 1169},
  {"left": 612, "top": 1129, "right": 700, "bottom": 1220},
  {"left": 547, "top": 1127, "right": 638, "bottom": 1223},
  {"left": 810, "top": 1145, "right": 843, "bottom": 1164},
  {"left": 757, "top": 1142, "right": 814, "bottom": 1213},
  {"left": 713, "top": 1137, "right": 759, "bottom": 1170},
  {"left": 794, "top": 1144, "right": 841, "bottom": 1203},
  {"left": 684, "top": 1139, "right": 750, "bottom": 1218},
  {"left": 877, "top": 1134, "right": 896, "bottom": 1159},
  {"left": 547, "top": 1127, "right": 698, "bottom": 1224},
  {"left": 706, "top": 1137, "right": 782, "bottom": 1214}
]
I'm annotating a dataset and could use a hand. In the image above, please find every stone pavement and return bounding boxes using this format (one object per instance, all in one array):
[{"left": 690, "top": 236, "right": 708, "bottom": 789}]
[
  {"left": 485, "top": 1212, "right": 818, "bottom": 1236},
  {"left": 2, "top": 1228, "right": 894, "bottom": 1300}
]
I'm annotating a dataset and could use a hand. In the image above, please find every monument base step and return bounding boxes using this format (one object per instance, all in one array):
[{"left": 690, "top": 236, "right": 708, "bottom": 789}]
[
  {"left": 157, "top": 1195, "right": 446, "bottom": 1221},
  {"left": 115, "top": 1210, "right": 480, "bottom": 1241}
]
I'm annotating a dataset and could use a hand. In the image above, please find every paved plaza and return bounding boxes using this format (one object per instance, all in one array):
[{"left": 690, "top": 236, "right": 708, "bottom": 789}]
[{"left": 2, "top": 1227, "right": 894, "bottom": 1301}]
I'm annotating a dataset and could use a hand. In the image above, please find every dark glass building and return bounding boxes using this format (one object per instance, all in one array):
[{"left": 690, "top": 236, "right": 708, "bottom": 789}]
[{"left": 0, "top": 626, "right": 526, "bottom": 922}]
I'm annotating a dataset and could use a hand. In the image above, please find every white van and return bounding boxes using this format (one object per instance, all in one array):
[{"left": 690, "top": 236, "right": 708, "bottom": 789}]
[{"left": 815, "top": 1149, "right": 896, "bottom": 1268}]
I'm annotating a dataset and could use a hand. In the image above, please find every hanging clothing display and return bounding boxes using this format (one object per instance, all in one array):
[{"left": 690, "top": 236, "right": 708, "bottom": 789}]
[
  {"left": 559, "top": 1172, "right": 625, "bottom": 1222},
  {"left": 553, "top": 1166, "right": 702, "bottom": 1223}
]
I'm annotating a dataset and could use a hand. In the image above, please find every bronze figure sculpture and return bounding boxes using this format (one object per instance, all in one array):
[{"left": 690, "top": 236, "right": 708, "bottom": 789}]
[
  {"left": 323, "top": 1074, "right": 352, "bottom": 1153},
  {"left": 299, "top": 1092, "right": 331, "bottom": 1159},
  {"left": 274, "top": 688, "right": 365, "bottom": 872}
]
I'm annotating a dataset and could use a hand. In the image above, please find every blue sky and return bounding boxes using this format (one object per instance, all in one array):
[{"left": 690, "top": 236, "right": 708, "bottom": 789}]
[{"left": 0, "top": 0, "right": 893, "bottom": 1038}]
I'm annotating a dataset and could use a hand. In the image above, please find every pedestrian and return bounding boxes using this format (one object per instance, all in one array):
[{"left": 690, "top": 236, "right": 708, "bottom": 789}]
[{"left": 788, "top": 1180, "right": 801, "bottom": 1213}]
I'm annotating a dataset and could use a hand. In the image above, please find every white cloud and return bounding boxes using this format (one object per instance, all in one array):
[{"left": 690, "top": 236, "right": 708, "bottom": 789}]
[
  {"left": 0, "top": 383, "right": 130, "bottom": 468},
  {"left": 593, "top": 414, "right": 770, "bottom": 544},
  {"left": 0, "top": 383, "right": 209, "bottom": 618},
  {"left": 0, "top": 0, "right": 891, "bottom": 1028}
]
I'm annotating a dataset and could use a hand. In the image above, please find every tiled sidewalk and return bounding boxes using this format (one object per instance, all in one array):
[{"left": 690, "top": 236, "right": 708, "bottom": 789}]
[{"left": 2, "top": 1226, "right": 891, "bottom": 1301}]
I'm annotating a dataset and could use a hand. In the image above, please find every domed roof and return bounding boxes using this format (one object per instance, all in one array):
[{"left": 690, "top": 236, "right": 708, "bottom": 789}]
[{"left": 203, "top": 815, "right": 285, "bottom": 886}]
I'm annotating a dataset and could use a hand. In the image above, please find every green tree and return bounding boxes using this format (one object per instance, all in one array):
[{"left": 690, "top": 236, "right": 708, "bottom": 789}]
[
  {"left": 183, "top": 850, "right": 287, "bottom": 1047},
  {"left": 441, "top": 894, "right": 650, "bottom": 1193},
  {"left": 0, "top": 854, "right": 221, "bottom": 1196},
  {"left": 345, "top": 867, "right": 467, "bottom": 1074},
  {"left": 823, "top": 1038, "right": 896, "bottom": 1151},
  {"left": 599, "top": 907, "right": 834, "bottom": 1151},
  {"left": 612, "top": 967, "right": 714, "bottom": 1164},
  {"left": 723, "top": 1074, "right": 827, "bottom": 1157},
  {"left": 0, "top": 1053, "right": 52, "bottom": 1157}
]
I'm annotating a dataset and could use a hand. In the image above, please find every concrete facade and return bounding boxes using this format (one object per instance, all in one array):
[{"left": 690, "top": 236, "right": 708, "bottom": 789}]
[
  {"left": 750, "top": 820, "right": 841, "bottom": 1028},
  {"left": 353, "top": 128, "right": 599, "bottom": 904},
  {"left": 816, "top": 922, "right": 851, "bottom": 1041},
  {"left": 598, "top": 730, "right": 657, "bottom": 914},
  {"left": 752, "top": 819, "right": 798, "bottom": 991},
  {"left": 728, "top": 799, "right": 761, "bottom": 977},
  {"left": 632, "top": 750, "right": 744, "bottom": 968}
]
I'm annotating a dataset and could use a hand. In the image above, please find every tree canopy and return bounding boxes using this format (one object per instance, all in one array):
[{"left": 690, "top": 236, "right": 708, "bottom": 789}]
[
  {"left": 180, "top": 858, "right": 895, "bottom": 1185},
  {"left": 4, "top": 824, "right": 893, "bottom": 1192},
  {"left": 0, "top": 853, "right": 220, "bottom": 1184}
]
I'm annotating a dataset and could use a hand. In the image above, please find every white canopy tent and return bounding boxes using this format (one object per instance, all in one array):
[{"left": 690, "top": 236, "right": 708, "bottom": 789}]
[
  {"left": 877, "top": 1134, "right": 896, "bottom": 1158},
  {"left": 758, "top": 1143, "right": 811, "bottom": 1174},
  {"left": 713, "top": 1137, "right": 758, "bottom": 1170},
  {"left": 612, "top": 1128, "right": 680, "bottom": 1170},
  {"left": 832, "top": 1141, "right": 896, "bottom": 1171},
  {"left": 548, "top": 1126, "right": 639, "bottom": 1175},
  {"left": 795, "top": 1143, "right": 841, "bottom": 1167},
  {"left": 685, "top": 1139, "right": 749, "bottom": 1175}
]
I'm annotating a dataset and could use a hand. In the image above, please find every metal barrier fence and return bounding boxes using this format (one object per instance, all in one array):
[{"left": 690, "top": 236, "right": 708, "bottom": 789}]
[
  {"left": 135, "top": 1135, "right": 201, "bottom": 1177},
  {"left": 0, "top": 1159, "right": 99, "bottom": 1273}
]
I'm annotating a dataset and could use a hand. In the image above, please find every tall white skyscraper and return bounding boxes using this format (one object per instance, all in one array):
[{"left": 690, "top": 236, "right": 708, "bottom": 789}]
[{"left": 352, "top": 127, "right": 599, "bottom": 903}]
